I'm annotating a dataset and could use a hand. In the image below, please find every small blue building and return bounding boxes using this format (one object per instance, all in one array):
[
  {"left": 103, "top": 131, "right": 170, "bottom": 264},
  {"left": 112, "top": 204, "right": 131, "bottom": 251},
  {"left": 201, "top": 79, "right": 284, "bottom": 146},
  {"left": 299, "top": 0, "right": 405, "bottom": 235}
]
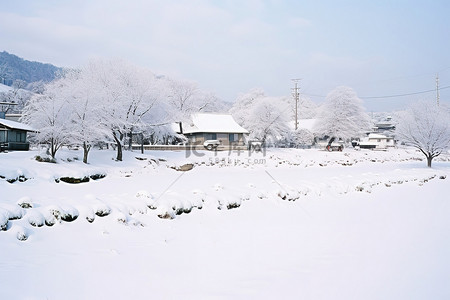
[{"left": 0, "top": 118, "right": 34, "bottom": 151}]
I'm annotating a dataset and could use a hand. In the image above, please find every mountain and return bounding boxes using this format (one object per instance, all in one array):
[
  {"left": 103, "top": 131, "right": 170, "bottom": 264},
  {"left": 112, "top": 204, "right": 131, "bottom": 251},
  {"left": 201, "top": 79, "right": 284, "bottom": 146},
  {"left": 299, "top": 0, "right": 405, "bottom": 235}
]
[{"left": 0, "top": 51, "right": 62, "bottom": 86}]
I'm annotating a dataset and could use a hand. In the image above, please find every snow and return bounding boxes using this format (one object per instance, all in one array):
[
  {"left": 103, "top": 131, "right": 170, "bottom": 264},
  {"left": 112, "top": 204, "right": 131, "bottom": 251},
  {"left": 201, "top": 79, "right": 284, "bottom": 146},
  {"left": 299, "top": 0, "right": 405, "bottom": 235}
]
[
  {"left": 0, "top": 118, "right": 35, "bottom": 131},
  {"left": 367, "top": 133, "right": 392, "bottom": 139},
  {"left": 0, "top": 83, "right": 12, "bottom": 93},
  {"left": 297, "top": 118, "right": 317, "bottom": 131},
  {"left": 1, "top": 147, "right": 450, "bottom": 299},
  {"left": 183, "top": 113, "right": 249, "bottom": 134}
]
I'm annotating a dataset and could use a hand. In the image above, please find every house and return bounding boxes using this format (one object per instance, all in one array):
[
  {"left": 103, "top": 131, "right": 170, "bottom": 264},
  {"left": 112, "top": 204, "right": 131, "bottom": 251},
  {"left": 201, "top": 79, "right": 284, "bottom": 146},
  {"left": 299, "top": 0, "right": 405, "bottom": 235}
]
[
  {"left": 181, "top": 113, "right": 248, "bottom": 148},
  {"left": 0, "top": 118, "right": 35, "bottom": 151},
  {"left": 358, "top": 133, "right": 395, "bottom": 149},
  {"left": 372, "top": 116, "right": 396, "bottom": 136},
  {"left": 4, "top": 114, "right": 22, "bottom": 122}
]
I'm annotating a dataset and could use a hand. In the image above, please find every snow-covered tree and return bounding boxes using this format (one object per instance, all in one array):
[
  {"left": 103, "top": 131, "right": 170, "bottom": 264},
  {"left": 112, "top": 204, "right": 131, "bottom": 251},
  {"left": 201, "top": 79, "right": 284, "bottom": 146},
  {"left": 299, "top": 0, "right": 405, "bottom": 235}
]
[
  {"left": 230, "top": 91, "right": 290, "bottom": 144},
  {"left": 164, "top": 78, "right": 225, "bottom": 122},
  {"left": 230, "top": 89, "right": 291, "bottom": 144},
  {"left": 313, "top": 86, "right": 371, "bottom": 145},
  {"left": 298, "top": 96, "right": 318, "bottom": 119},
  {"left": 81, "top": 59, "right": 164, "bottom": 161},
  {"left": 284, "top": 94, "right": 318, "bottom": 121},
  {"left": 63, "top": 69, "right": 110, "bottom": 163},
  {"left": 0, "top": 79, "right": 33, "bottom": 114},
  {"left": 22, "top": 58, "right": 224, "bottom": 160},
  {"left": 26, "top": 80, "right": 46, "bottom": 95},
  {"left": 248, "top": 98, "right": 290, "bottom": 144},
  {"left": 21, "top": 79, "right": 73, "bottom": 158},
  {"left": 396, "top": 101, "right": 450, "bottom": 167},
  {"left": 290, "top": 128, "right": 315, "bottom": 147},
  {"left": 229, "top": 88, "right": 266, "bottom": 126}
]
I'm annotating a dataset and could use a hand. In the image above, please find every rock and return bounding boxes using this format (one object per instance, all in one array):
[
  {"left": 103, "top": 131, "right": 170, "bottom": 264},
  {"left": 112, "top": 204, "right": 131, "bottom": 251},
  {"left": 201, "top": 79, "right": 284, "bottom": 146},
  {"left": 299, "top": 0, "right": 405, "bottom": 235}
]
[
  {"left": 173, "top": 163, "right": 194, "bottom": 172},
  {"left": 45, "top": 217, "right": 56, "bottom": 227},
  {"left": 355, "top": 186, "right": 364, "bottom": 192},
  {"left": 35, "top": 155, "right": 56, "bottom": 163},
  {"left": 95, "top": 207, "right": 111, "bottom": 217},
  {"left": 227, "top": 202, "right": 240, "bottom": 209},
  {"left": 6, "top": 175, "right": 29, "bottom": 184},
  {"left": 58, "top": 177, "right": 90, "bottom": 184},
  {"left": 61, "top": 212, "right": 78, "bottom": 222},
  {"left": 158, "top": 211, "right": 175, "bottom": 219},
  {"left": 16, "top": 229, "right": 28, "bottom": 241},
  {"left": 90, "top": 174, "right": 106, "bottom": 181},
  {"left": 0, "top": 219, "right": 8, "bottom": 231},
  {"left": 17, "top": 197, "right": 33, "bottom": 209}
]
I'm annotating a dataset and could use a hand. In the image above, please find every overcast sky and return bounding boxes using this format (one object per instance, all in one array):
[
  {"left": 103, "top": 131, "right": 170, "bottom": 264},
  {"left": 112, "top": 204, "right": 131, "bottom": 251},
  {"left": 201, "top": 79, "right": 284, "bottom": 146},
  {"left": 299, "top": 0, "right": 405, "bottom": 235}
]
[{"left": 1, "top": 0, "right": 449, "bottom": 111}]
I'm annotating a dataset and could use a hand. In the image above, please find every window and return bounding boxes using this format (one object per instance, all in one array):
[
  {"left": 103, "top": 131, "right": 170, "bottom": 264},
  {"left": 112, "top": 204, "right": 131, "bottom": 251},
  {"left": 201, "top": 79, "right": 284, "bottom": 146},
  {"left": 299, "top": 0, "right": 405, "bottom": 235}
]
[
  {"left": 0, "top": 131, "right": 6, "bottom": 143},
  {"left": 206, "top": 133, "right": 217, "bottom": 140},
  {"left": 229, "top": 133, "right": 238, "bottom": 142},
  {"left": 7, "top": 131, "right": 26, "bottom": 143}
]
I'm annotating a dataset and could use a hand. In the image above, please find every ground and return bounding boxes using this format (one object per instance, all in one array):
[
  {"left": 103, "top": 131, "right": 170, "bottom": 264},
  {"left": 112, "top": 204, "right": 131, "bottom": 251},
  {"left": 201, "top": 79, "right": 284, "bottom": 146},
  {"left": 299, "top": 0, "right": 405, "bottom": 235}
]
[{"left": 1, "top": 147, "right": 449, "bottom": 299}]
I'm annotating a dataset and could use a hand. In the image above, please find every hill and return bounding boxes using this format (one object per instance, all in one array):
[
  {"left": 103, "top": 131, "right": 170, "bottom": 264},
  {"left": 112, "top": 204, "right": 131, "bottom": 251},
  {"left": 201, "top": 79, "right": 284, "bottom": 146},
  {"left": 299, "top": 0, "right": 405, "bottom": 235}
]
[{"left": 0, "top": 51, "right": 62, "bottom": 86}]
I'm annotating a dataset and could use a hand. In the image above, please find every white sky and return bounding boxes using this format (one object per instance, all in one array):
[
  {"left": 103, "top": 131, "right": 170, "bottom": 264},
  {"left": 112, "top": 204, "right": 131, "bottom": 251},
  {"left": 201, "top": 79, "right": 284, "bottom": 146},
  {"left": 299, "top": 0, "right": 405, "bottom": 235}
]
[{"left": 1, "top": 0, "right": 450, "bottom": 111}]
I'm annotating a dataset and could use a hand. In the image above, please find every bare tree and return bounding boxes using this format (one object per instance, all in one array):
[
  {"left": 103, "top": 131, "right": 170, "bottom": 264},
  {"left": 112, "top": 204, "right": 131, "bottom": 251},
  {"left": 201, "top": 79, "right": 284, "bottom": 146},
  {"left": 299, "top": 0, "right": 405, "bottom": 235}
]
[{"left": 396, "top": 101, "right": 450, "bottom": 167}]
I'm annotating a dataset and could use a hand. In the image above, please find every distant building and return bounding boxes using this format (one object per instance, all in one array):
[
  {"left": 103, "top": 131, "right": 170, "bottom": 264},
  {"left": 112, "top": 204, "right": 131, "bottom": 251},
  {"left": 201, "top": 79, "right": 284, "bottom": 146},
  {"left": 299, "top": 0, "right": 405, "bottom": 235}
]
[
  {"left": 180, "top": 113, "right": 248, "bottom": 148},
  {"left": 373, "top": 116, "right": 396, "bottom": 134},
  {"left": 358, "top": 133, "right": 395, "bottom": 149},
  {"left": 5, "top": 114, "right": 21, "bottom": 122}
]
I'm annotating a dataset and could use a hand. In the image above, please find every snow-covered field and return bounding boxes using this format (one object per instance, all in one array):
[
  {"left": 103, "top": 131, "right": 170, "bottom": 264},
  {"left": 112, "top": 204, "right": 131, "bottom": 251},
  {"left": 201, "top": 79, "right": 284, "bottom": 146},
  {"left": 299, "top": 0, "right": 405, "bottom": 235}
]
[{"left": 1, "top": 147, "right": 450, "bottom": 299}]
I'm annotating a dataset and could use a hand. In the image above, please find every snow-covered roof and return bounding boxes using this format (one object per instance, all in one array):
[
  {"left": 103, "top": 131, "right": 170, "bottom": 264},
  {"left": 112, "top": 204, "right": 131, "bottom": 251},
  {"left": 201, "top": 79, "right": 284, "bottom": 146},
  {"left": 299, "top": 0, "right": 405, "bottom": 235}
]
[
  {"left": 368, "top": 133, "right": 393, "bottom": 139},
  {"left": 0, "top": 118, "right": 35, "bottom": 131},
  {"left": 182, "top": 113, "right": 248, "bottom": 134}
]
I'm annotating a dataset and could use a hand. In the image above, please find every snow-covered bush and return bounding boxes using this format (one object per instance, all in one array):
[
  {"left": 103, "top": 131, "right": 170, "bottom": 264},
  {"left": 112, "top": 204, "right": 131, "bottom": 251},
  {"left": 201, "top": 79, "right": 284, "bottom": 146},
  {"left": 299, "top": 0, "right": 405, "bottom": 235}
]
[
  {"left": 60, "top": 206, "right": 79, "bottom": 222},
  {"left": 290, "top": 128, "right": 315, "bottom": 148},
  {"left": 27, "top": 210, "right": 45, "bottom": 227},
  {"left": 16, "top": 226, "right": 29, "bottom": 241},
  {"left": 94, "top": 203, "right": 111, "bottom": 217},
  {"left": 0, "top": 210, "right": 9, "bottom": 231}
]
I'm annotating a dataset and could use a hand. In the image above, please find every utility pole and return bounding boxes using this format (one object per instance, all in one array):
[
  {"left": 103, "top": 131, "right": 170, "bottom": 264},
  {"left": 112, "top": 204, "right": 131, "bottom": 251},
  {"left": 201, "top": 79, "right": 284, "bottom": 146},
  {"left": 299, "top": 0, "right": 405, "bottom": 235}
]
[
  {"left": 291, "top": 79, "right": 301, "bottom": 130},
  {"left": 436, "top": 73, "right": 440, "bottom": 106}
]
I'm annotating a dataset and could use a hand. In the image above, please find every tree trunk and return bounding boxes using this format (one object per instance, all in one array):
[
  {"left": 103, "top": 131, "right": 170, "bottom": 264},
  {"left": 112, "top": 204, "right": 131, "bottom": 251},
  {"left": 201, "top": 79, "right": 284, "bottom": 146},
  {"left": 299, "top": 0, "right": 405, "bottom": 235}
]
[
  {"left": 113, "top": 131, "right": 123, "bottom": 161},
  {"left": 83, "top": 142, "right": 91, "bottom": 164},
  {"left": 50, "top": 138, "right": 57, "bottom": 159},
  {"left": 128, "top": 129, "right": 133, "bottom": 151},
  {"left": 427, "top": 155, "right": 432, "bottom": 168}
]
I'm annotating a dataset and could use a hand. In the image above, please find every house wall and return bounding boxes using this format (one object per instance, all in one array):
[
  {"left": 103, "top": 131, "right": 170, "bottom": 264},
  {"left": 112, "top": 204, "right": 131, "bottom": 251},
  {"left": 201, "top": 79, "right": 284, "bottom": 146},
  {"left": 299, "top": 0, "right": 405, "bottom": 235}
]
[
  {"left": 0, "top": 128, "right": 30, "bottom": 151},
  {"left": 187, "top": 133, "right": 246, "bottom": 147},
  {"left": 0, "top": 130, "right": 6, "bottom": 143},
  {"left": 368, "top": 138, "right": 394, "bottom": 149}
]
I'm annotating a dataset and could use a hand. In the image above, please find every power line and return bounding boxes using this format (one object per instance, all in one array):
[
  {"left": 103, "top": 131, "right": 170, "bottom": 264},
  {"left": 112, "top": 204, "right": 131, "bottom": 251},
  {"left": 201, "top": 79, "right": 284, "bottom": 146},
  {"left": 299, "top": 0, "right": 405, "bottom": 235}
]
[
  {"left": 436, "top": 73, "right": 440, "bottom": 106},
  {"left": 303, "top": 85, "right": 450, "bottom": 100}
]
